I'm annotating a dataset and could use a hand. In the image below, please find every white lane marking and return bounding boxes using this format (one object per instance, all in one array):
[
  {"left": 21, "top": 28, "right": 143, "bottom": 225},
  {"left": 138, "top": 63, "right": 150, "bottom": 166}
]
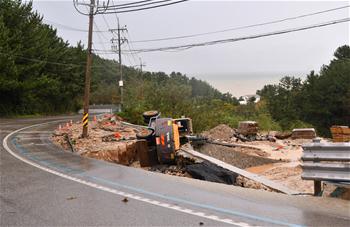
[
  {"left": 14, "top": 137, "right": 44, "bottom": 140},
  {"left": 3, "top": 121, "right": 252, "bottom": 226},
  {"left": 17, "top": 131, "right": 54, "bottom": 134}
]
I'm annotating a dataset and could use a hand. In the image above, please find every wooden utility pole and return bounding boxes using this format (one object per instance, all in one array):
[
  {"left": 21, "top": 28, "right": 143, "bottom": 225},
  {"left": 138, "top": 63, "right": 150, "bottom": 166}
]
[
  {"left": 82, "top": 0, "right": 95, "bottom": 138},
  {"left": 110, "top": 19, "right": 127, "bottom": 111}
]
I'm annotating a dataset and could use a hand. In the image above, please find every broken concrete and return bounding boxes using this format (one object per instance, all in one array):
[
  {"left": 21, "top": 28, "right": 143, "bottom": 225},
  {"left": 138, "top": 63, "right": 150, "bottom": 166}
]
[
  {"left": 291, "top": 128, "right": 316, "bottom": 139},
  {"left": 186, "top": 161, "right": 238, "bottom": 185},
  {"left": 237, "top": 121, "right": 259, "bottom": 136}
]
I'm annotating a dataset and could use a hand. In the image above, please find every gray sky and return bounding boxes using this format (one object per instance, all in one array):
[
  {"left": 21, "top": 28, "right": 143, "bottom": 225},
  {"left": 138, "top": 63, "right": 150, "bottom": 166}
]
[{"left": 32, "top": 0, "right": 349, "bottom": 96}]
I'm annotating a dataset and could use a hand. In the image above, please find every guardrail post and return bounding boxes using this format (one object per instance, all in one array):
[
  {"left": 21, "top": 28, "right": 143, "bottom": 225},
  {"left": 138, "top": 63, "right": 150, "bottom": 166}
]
[
  {"left": 314, "top": 180, "right": 322, "bottom": 196},
  {"left": 313, "top": 138, "right": 322, "bottom": 196}
]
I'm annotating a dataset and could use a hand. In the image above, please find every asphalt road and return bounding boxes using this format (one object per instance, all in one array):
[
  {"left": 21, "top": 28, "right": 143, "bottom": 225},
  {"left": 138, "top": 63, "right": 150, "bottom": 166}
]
[{"left": 1, "top": 117, "right": 350, "bottom": 226}]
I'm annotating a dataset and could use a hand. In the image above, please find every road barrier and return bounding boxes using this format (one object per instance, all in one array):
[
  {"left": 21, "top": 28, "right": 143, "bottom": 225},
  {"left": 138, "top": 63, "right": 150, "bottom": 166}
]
[{"left": 301, "top": 139, "right": 350, "bottom": 195}]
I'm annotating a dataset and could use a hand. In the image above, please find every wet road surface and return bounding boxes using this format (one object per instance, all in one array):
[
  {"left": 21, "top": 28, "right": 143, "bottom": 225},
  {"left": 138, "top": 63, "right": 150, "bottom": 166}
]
[{"left": 1, "top": 117, "right": 350, "bottom": 226}]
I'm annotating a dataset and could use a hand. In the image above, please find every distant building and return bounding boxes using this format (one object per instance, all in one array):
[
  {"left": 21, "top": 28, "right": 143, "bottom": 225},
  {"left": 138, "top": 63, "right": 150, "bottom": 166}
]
[{"left": 238, "top": 94, "right": 260, "bottom": 105}]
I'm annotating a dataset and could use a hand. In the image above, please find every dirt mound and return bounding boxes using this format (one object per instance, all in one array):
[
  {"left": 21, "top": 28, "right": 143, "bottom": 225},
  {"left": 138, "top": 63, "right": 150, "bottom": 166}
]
[{"left": 201, "top": 124, "right": 234, "bottom": 141}]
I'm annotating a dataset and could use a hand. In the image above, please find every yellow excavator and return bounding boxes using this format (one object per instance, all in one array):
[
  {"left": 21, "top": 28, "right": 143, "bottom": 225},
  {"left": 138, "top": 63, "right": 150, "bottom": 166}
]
[{"left": 136, "top": 110, "right": 192, "bottom": 164}]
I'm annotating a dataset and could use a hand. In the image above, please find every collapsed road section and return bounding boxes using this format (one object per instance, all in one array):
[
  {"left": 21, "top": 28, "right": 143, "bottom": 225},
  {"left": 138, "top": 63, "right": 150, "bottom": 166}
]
[{"left": 52, "top": 112, "right": 349, "bottom": 198}]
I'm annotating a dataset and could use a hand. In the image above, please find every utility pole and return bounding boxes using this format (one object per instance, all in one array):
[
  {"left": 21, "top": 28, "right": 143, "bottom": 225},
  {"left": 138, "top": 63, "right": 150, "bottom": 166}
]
[
  {"left": 139, "top": 57, "right": 146, "bottom": 76},
  {"left": 82, "top": 0, "right": 95, "bottom": 138},
  {"left": 110, "top": 19, "right": 127, "bottom": 112},
  {"left": 139, "top": 57, "right": 146, "bottom": 100}
]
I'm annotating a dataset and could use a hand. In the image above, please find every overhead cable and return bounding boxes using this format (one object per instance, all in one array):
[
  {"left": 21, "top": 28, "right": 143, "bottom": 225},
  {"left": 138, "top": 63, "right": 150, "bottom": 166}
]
[
  {"left": 101, "top": 0, "right": 189, "bottom": 14},
  {"left": 130, "top": 5, "right": 350, "bottom": 43},
  {"left": 93, "top": 17, "right": 350, "bottom": 54}
]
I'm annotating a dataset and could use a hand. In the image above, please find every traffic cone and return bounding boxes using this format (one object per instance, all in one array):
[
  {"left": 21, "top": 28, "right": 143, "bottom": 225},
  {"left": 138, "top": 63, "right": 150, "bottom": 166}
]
[{"left": 93, "top": 115, "right": 97, "bottom": 122}]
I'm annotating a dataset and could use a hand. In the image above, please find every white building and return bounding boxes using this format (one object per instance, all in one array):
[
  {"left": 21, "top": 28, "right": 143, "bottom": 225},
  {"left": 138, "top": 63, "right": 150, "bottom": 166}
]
[{"left": 238, "top": 95, "right": 261, "bottom": 105}]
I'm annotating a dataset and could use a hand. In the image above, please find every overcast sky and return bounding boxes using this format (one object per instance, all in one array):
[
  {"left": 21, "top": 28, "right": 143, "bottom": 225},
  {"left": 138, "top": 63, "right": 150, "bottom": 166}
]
[{"left": 31, "top": 0, "right": 349, "bottom": 96}]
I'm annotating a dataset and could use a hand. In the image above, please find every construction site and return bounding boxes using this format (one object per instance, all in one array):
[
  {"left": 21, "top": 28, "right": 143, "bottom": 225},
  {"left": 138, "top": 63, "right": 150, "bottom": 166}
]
[{"left": 51, "top": 112, "right": 350, "bottom": 200}]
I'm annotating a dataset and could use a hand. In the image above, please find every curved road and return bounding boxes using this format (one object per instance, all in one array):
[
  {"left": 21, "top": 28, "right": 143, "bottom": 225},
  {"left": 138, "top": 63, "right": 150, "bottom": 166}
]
[{"left": 1, "top": 117, "right": 350, "bottom": 226}]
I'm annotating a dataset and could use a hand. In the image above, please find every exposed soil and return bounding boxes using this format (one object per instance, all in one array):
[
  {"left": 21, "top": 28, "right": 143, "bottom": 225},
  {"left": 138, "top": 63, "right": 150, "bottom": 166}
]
[
  {"left": 52, "top": 115, "right": 139, "bottom": 165},
  {"left": 255, "top": 164, "right": 313, "bottom": 193},
  {"left": 199, "top": 124, "right": 325, "bottom": 194},
  {"left": 201, "top": 124, "right": 235, "bottom": 141},
  {"left": 196, "top": 143, "right": 280, "bottom": 169}
]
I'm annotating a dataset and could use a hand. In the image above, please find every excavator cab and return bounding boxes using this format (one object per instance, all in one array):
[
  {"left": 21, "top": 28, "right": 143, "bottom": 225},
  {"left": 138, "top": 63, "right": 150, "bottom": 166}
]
[{"left": 137, "top": 110, "right": 193, "bottom": 164}]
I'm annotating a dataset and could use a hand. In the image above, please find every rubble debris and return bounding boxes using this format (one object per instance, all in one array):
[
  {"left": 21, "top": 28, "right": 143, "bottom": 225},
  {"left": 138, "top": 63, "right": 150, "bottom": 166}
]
[
  {"left": 101, "top": 132, "right": 135, "bottom": 142},
  {"left": 201, "top": 124, "right": 234, "bottom": 141},
  {"left": 274, "top": 131, "right": 292, "bottom": 140},
  {"left": 232, "top": 132, "right": 276, "bottom": 142},
  {"left": 52, "top": 114, "right": 141, "bottom": 166},
  {"left": 331, "top": 125, "right": 350, "bottom": 142},
  {"left": 186, "top": 161, "right": 238, "bottom": 185},
  {"left": 237, "top": 121, "right": 258, "bottom": 136},
  {"left": 322, "top": 182, "right": 350, "bottom": 200},
  {"left": 201, "top": 123, "right": 278, "bottom": 143},
  {"left": 149, "top": 164, "right": 189, "bottom": 177},
  {"left": 291, "top": 128, "right": 316, "bottom": 139}
]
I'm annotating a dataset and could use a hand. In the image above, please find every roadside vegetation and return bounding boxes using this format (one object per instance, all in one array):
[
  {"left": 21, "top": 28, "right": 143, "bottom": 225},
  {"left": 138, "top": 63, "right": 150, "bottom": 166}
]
[
  {"left": 257, "top": 45, "right": 350, "bottom": 136},
  {"left": 1, "top": 0, "right": 349, "bottom": 136}
]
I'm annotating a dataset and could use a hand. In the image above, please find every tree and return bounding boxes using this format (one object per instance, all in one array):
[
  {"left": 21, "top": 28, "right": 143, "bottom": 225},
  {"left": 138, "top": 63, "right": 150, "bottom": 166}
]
[
  {"left": 258, "top": 45, "right": 350, "bottom": 135},
  {"left": 334, "top": 45, "right": 350, "bottom": 60},
  {"left": 0, "top": 0, "right": 85, "bottom": 115}
]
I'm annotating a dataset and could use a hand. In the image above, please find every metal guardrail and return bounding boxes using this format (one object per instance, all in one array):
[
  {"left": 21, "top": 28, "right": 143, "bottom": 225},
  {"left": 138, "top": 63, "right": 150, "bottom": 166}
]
[
  {"left": 301, "top": 139, "right": 350, "bottom": 195},
  {"left": 302, "top": 142, "right": 350, "bottom": 161},
  {"left": 78, "top": 104, "right": 120, "bottom": 114},
  {"left": 302, "top": 163, "right": 350, "bottom": 182}
]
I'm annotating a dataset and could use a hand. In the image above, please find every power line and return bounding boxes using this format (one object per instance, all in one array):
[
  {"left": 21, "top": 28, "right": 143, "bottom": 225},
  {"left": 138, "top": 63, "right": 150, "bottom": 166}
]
[
  {"left": 125, "top": 31, "right": 140, "bottom": 65},
  {"left": 106, "top": 0, "right": 174, "bottom": 10},
  {"left": 42, "top": 19, "right": 109, "bottom": 33},
  {"left": 102, "top": 0, "right": 189, "bottom": 14},
  {"left": 0, "top": 51, "right": 84, "bottom": 67},
  {"left": 130, "top": 5, "right": 350, "bottom": 43},
  {"left": 107, "top": 0, "right": 160, "bottom": 8},
  {"left": 133, "top": 17, "right": 350, "bottom": 53},
  {"left": 0, "top": 51, "right": 110, "bottom": 68},
  {"left": 93, "top": 17, "right": 350, "bottom": 54},
  {"left": 46, "top": 4, "right": 349, "bottom": 39},
  {"left": 101, "top": 14, "right": 112, "bottom": 31}
]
